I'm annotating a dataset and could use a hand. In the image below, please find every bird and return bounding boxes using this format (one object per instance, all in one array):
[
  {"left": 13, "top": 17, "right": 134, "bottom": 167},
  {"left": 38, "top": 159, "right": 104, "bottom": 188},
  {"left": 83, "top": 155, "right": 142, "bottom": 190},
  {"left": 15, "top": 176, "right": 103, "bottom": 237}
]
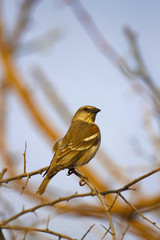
[{"left": 36, "top": 105, "right": 101, "bottom": 195}]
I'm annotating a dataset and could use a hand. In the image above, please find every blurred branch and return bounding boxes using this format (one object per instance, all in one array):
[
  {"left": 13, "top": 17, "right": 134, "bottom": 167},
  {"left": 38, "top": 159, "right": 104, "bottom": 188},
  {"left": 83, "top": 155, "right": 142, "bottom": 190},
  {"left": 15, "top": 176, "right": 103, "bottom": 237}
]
[
  {"left": 17, "top": 28, "right": 62, "bottom": 56},
  {"left": 124, "top": 27, "right": 160, "bottom": 113},
  {"left": 0, "top": 46, "right": 60, "bottom": 141},
  {"left": 11, "top": 0, "right": 38, "bottom": 52},
  {"left": 67, "top": 0, "right": 160, "bottom": 114},
  {"left": 32, "top": 67, "right": 72, "bottom": 125},
  {"left": 67, "top": 0, "right": 134, "bottom": 78},
  {"left": 0, "top": 229, "right": 5, "bottom": 240},
  {"left": 130, "top": 220, "right": 160, "bottom": 240}
]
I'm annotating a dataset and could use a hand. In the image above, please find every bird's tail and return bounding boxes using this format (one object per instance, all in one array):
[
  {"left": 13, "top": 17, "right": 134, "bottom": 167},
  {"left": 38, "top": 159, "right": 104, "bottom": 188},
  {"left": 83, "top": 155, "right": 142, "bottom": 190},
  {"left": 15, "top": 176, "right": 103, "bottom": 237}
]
[
  {"left": 36, "top": 165, "right": 60, "bottom": 195},
  {"left": 36, "top": 177, "right": 51, "bottom": 195}
]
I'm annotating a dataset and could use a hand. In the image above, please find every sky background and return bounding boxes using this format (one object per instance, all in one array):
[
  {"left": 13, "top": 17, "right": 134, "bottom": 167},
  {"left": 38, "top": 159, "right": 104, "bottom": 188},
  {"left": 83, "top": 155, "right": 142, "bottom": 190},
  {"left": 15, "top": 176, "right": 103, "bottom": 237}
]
[{"left": 1, "top": 0, "right": 160, "bottom": 239}]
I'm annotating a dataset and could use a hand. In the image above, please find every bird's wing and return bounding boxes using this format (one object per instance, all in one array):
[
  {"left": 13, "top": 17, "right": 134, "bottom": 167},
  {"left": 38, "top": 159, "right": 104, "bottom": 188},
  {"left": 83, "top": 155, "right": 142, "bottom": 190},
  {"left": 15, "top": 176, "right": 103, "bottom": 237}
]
[{"left": 55, "top": 121, "right": 100, "bottom": 166}]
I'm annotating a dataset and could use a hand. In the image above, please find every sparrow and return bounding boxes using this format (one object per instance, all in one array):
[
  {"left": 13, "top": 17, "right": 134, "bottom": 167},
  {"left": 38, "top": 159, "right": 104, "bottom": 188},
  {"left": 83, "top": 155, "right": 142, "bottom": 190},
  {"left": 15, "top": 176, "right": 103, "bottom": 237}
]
[{"left": 36, "top": 105, "right": 101, "bottom": 195}]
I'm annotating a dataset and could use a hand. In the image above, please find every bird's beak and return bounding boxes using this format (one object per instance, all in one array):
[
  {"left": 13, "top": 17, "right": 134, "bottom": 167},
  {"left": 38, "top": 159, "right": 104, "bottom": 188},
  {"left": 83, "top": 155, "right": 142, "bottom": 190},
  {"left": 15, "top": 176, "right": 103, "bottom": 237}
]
[{"left": 92, "top": 107, "right": 101, "bottom": 113}]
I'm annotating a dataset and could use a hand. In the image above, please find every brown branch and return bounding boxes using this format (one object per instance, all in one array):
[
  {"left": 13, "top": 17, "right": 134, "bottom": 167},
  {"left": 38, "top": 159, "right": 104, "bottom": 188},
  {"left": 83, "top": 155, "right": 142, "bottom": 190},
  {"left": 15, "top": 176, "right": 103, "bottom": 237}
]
[
  {"left": 68, "top": 169, "right": 116, "bottom": 240},
  {"left": 120, "top": 225, "right": 129, "bottom": 240},
  {"left": 0, "top": 167, "right": 48, "bottom": 185},
  {"left": 0, "top": 46, "right": 60, "bottom": 142},
  {"left": 120, "top": 193, "right": 160, "bottom": 231},
  {"left": 0, "top": 228, "right": 5, "bottom": 240},
  {"left": 1, "top": 167, "right": 160, "bottom": 226},
  {"left": 101, "top": 225, "right": 111, "bottom": 240},
  {"left": 20, "top": 175, "right": 30, "bottom": 194},
  {"left": 0, "top": 168, "right": 7, "bottom": 180},
  {"left": 80, "top": 224, "right": 95, "bottom": 240},
  {"left": 0, "top": 225, "right": 76, "bottom": 240},
  {"left": 23, "top": 142, "right": 27, "bottom": 174},
  {"left": 101, "top": 167, "right": 160, "bottom": 195}
]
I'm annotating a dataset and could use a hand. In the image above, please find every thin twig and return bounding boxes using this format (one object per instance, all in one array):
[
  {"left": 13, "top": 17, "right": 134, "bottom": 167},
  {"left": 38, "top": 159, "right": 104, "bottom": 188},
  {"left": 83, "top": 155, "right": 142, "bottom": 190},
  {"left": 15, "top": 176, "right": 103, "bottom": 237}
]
[
  {"left": 23, "top": 142, "right": 27, "bottom": 174},
  {"left": 120, "top": 193, "right": 160, "bottom": 231},
  {"left": 109, "top": 192, "right": 120, "bottom": 212},
  {"left": 46, "top": 216, "right": 50, "bottom": 230},
  {"left": 0, "top": 168, "right": 7, "bottom": 180},
  {"left": 21, "top": 175, "right": 30, "bottom": 194},
  {"left": 120, "top": 225, "right": 129, "bottom": 240},
  {"left": 80, "top": 224, "right": 95, "bottom": 240},
  {"left": 101, "top": 225, "right": 111, "bottom": 240},
  {"left": 101, "top": 167, "right": 160, "bottom": 196}
]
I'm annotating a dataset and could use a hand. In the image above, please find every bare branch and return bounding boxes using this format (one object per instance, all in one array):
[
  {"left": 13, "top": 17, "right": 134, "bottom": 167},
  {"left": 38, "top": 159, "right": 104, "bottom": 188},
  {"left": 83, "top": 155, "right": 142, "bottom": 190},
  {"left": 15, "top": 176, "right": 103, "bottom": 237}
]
[
  {"left": 23, "top": 142, "right": 27, "bottom": 174},
  {"left": 120, "top": 193, "right": 160, "bottom": 231},
  {"left": 120, "top": 225, "right": 129, "bottom": 240},
  {"left": 101, "top": 225, "right": 111, "bottom": 240},
  {"left": 0, "top": 167, "right": 48, "bottom": 185},
  {"left": 101, "top": 167, "right": 160, "bottom": 196},
  {"left": 1, "top": 225, "right": 76, "bottom": 240},
  {"left": 69, "top": 169, "right": 116, "bottom": 240},
  {"left": 0, "top": 168, "right": 7, "bottom": 180},
  {"left": 80, "top": 224, "right": 95, "bottom": 240},
  {"left": 0, "top": 228, "right": 5, "bottom": 240}
]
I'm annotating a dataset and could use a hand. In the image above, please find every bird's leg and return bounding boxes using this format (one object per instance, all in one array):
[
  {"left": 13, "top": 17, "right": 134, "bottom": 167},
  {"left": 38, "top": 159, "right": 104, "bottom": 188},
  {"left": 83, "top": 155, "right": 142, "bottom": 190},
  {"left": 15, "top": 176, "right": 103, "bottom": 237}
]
[
  {"left": 67, "top": 168, "right": 75, "bottom": 176},
  {"left": 67, "top": 168, "right": 88, "bottom": 186}
]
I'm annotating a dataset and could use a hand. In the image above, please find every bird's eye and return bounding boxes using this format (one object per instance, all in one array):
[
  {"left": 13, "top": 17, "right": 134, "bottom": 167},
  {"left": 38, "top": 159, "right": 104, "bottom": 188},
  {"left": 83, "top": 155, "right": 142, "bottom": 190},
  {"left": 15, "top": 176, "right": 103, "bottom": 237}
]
[{"left": 83, "top": 107, "right": 88, "bottom": 111}]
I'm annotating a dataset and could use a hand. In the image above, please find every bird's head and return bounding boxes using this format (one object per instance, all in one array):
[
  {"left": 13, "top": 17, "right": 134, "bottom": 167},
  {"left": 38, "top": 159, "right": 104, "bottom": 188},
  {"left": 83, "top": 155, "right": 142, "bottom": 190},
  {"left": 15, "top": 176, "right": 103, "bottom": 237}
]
[{"left": 72, "top": 105, "right": 101, "bottom": 123}]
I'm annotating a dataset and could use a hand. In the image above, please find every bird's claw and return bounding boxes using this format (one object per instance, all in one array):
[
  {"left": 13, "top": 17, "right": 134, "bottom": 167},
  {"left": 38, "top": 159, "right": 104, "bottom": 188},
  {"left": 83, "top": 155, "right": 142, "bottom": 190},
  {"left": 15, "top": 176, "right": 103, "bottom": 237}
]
[
  {"left": 67, "top": 169, "right": 74, "bottom": 176},
  {"left": 79, "top": 178, "right": 86, "bottom": 186}
]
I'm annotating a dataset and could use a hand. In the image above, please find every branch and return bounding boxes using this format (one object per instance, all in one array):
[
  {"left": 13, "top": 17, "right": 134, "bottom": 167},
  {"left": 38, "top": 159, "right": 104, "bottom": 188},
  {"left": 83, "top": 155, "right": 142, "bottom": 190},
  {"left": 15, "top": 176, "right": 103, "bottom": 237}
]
[
  {"left": 101, "top": 167, "right": 160, "bottom": 195},
  {"left": 0, "top": 228, "right": 5, "bottom": 240},
  {"left": 0, "top": 45, "right": 60, "bottom": 141},
  {"left": 0, "top": 167, "right": 48, "bottom": 184},
  {"left": 23, "top": 142, "right": 27, "bottom": 174},
  {"left": 0, "top": 225, "right": 76, "bottom": 240},
  {"left": 1, "top": 168, "right": 160, "bottom": 227},
  {"left": 80, "top": 224, "right": 95, "bottom": 240},
  {"left": 120, "top": 193, "right": 160, "bottom": 231},
  {"left": 68, "top": 169, "right": 116, "bottom": 240}
]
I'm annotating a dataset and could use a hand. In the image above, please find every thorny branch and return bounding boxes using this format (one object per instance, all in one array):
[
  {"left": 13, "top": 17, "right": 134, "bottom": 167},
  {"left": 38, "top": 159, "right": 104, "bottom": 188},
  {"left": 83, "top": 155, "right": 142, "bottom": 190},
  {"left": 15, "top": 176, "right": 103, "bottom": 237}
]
[
  {"left": 1, "top": 167, "right": 160, "bottom": 238},
  {"left": 0, "top": 167, "right": 48, "bottom": 185},
  {"left": 0, "top": 225, "right": 76, "bottom": 240}
]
